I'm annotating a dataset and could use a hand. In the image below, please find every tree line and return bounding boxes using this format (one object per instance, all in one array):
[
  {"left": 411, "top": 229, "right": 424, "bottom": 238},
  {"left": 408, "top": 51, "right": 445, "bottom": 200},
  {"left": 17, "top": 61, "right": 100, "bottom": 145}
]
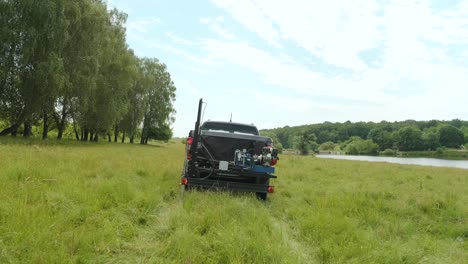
[
  {"left": 0, "top": 0, "right": 176, "bottom": 143},
  {"left": 261, "top": 119, "right": 468, "bottom": 155}
]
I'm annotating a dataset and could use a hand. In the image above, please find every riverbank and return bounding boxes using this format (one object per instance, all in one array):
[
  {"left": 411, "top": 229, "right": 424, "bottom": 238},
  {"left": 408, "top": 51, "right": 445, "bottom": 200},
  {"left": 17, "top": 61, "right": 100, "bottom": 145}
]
[
  {"left": 317, "top": 154, "right": 468, "bottom": 170},
  {"left": 398, "top": 149, "right": 468, "bottom": 160},
  {"left": 313, "top": 148, "right": 468, "bottom": 161}
]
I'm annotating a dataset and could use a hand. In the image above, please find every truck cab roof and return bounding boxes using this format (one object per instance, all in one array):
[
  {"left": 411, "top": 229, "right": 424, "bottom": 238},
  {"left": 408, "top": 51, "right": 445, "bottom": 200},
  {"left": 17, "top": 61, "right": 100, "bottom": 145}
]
[{"left": 200, "top": 121, "right": 259, "bottom": 135}]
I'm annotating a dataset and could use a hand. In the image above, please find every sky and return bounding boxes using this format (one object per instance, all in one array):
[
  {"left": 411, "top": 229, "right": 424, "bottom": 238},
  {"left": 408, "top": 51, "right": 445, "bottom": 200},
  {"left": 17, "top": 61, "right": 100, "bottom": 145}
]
[{"left": 107, "top": 0, "right": 468, "bottom": 137}]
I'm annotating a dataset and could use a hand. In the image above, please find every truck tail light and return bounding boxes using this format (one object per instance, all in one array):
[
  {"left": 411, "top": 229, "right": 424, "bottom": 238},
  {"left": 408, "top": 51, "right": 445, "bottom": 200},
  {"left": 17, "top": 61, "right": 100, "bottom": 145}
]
[
  {"left": 271, "top": 159, "right": 278, "bottom": 166},
  {"left": 267, "top": 186, "right": 275, "bottom": 193},
  {"left": 181, "top": 177, "right": 188, "bottom": 185}
]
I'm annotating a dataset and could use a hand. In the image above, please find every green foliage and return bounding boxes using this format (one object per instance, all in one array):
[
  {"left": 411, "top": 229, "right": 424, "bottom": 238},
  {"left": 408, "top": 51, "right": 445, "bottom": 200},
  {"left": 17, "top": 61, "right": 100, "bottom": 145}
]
[
  {"left": 317, "top": 129, "right": 338, "bottom": 144},
  {"left": 439, "top": 125, "right": 464, "bottom": 148},
  {"left": 310, "top": 141, "right": 319, "bottom": 153},
  {"left": 319, "top": 141, "right": 335, "bottom": 151},
  {"left": 293, "top": 131, "right": 316, "bottom": 155},
  {"left": 275, "top": 142, "right": 283, "bottom": 154},
  {"left": 0, "top": 141, "right": 466, "bottom": 263},
  {"left": 367, "top": 128, "right": 393, "bottom": 150},
  {"left": 380, "top": 148, "right": 396, "bottom": 156},
  {"left": 450, "top": 118, "right": 463, "bottom": 128},
  {"left": 259, "top": 131, "right": 283, "bottom": 152},
  {"left": 146, "top": 123, "right": 172, "bottom": 142},
  {"left": 344, "top": 137, "right": 379, "bottom": 155},
  {"left": 462, "top": 127, "right": 468, "bottom": 144},
  {"left": 395, "top": 126, "right": 424, "bottom": 151},
  {"left": 436, "top": 147, "right": 445, "bottom": 155},
  {"left": 422, "top": 129, "right": 440, "bottom": 150},
  {"left": 0, "top": 120, "right": 6, "bottom": 130},
  {"left": 294, "top": 135, "right": 309, "bottom": 155}
]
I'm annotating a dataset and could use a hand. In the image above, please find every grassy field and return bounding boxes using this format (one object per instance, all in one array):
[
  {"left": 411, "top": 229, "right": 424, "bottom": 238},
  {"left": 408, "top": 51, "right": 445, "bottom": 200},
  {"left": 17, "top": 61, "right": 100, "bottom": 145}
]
[{"left": 0, "top": 138, "right": 467, "bottom": 263}]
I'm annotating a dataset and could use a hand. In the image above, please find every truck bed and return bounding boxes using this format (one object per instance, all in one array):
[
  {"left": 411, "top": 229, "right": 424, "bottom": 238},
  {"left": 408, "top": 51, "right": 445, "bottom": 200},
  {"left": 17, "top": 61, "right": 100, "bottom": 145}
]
[{"left": 200, "top": 130, "right": 271, "bottom": 161}]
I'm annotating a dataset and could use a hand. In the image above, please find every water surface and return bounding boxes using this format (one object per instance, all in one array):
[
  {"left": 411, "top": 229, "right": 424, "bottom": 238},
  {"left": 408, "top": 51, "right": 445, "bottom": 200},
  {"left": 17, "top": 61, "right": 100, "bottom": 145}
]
[{"left": 317, "top": 154, "right": 468, "bottom": 170}]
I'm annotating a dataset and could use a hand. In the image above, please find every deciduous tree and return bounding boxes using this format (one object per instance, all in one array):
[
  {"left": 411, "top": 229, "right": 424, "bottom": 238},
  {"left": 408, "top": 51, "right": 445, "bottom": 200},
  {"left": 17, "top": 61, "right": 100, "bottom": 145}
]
[{"left": 439, "top": 125, "right": 464, "bottom": 148}]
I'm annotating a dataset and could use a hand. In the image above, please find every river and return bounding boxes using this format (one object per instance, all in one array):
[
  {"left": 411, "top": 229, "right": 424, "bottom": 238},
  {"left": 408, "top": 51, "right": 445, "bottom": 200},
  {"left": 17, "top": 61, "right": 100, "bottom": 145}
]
[{"left": 316, "top": 154, "right": 468, "bottom": 170}]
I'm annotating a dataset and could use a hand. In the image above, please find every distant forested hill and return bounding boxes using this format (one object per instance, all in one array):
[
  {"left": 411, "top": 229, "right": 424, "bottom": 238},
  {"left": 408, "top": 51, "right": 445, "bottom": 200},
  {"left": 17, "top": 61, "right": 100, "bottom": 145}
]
[{"left": 261, "top": 119, "right": 468, "bottom": 154}]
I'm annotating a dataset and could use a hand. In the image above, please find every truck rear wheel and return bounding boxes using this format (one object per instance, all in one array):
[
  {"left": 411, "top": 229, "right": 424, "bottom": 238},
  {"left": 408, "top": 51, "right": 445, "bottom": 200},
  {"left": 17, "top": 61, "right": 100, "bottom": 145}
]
[{"left": 256, "top": 192, "right": 267, "bottom": 200}]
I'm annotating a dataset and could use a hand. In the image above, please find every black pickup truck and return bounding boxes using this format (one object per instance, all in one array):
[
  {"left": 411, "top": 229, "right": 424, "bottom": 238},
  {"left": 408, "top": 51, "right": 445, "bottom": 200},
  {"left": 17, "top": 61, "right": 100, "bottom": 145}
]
[{"left": 181, "top": 99, "right": 279, "bottom": 200}]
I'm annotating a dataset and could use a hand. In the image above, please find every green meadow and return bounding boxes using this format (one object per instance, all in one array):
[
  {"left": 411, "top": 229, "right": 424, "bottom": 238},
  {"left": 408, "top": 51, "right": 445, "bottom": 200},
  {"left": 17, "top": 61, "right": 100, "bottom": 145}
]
[{"left": 0, "top": 139, "right": 466, "bottom": 263}]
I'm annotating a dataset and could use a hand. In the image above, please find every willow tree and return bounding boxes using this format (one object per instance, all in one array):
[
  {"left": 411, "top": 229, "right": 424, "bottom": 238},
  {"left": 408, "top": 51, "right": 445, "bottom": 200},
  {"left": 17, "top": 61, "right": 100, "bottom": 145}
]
[
  {"left": 118, "top": 58, "right": 146, "bottom": 143},
  {"left": 55, "top": 0, "right": 108, "bottom": 140},
  {"left": 79, "top": 8, "right": 137, "bottom": 142},
  {"left": 0, "top": 0, "right": 27, "bottom": 136},
  {"left": 0, "top": 0, "right": 177, "bottom": 141},
  {"left": 139, "top": 59, "right": 176, "bottom": 145}
]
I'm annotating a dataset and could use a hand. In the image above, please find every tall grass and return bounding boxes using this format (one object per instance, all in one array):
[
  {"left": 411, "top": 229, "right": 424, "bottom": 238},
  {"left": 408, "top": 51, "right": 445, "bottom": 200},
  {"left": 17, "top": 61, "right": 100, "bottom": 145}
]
[{"left": 0, "top": 138, "right": 466, "bottom": 263}]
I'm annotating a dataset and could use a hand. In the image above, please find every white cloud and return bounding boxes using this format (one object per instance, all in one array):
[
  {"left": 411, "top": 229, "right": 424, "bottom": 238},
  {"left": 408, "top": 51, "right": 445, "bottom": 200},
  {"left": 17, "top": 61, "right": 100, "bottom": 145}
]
[
  {"left": 206, "top": 0, "right": 468, "bottom": 118},
  {"left": 199, "top": 17, "right": 236, "bottom": 40},
  {"left": 174, "top": 79, "right": 201, "bottom": 97},
  {"left": 211, "top": 0, "right": 282, "bottom": 48},
  {"left": 127, "top": 17, "right": 160, "bottom": 33},
  {"left": 212, "top": 0, "right": 382, "bottom": 69},
  {"left": 210, "top": 23, "right": 237, "bottom": 40},
  {"left": 198, "top": 39, "right": 393, "bottom": 104},
  {"left": 211, "top": 0, "right": 468, "bottom": 73},
  {"left": 166, "top": 32, "right": 197, "bottom": 46},
  {"left": 151, "top": 43, "right": 222, "bottom": 68}
]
